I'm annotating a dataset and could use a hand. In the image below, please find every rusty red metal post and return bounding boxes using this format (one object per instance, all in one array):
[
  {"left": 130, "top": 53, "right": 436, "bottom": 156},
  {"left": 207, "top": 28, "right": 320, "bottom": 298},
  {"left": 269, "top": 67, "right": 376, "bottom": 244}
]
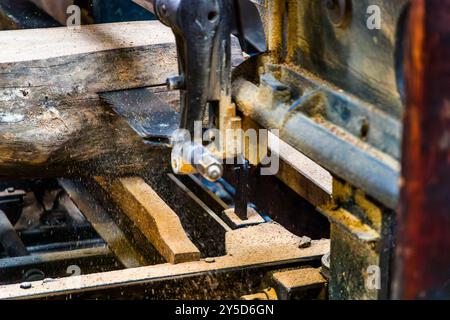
[{"left": 394, "top": 0, "right": 450, "bottom": 299}]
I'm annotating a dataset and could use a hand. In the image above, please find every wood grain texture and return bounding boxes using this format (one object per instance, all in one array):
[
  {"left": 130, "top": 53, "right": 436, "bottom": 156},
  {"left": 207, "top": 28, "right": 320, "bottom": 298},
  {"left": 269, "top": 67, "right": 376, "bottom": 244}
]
[
  {"left": 96, "top": 176, "right": 201, "bottom": 264},
  {"left": 264, "top": 0, "right": 409, "bottom": 118},
  {"left": 0, "top": 22, "right": 177, "bottom": 177}
]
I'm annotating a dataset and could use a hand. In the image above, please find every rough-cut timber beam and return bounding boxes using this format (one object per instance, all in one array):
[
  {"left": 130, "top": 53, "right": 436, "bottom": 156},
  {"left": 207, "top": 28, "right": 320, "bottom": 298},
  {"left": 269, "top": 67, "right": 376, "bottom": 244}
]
[
  {"left": 394, "top": 0, "right": 450, "bottom": 299},
  {"left": 0, "top": 0, "right": 59, "bottom": 30},
  {"left": 0, "top": 21, "right": 176, "bottom": 102},
  {"left": 0, "top": 21, "right": 177, "bottom": 178},
  {"left": 0, "top": 90, "right": 174, "bottom": 178},
  {"left": 95, "top": 176, "right": 201, "bottom": 264}
]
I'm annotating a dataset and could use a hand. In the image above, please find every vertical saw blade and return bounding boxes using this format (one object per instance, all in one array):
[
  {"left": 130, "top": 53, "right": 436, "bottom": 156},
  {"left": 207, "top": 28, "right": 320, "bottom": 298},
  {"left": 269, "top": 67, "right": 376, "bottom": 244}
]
[{"left": 99, "top": 88, "right": 180, "bottom": 146}]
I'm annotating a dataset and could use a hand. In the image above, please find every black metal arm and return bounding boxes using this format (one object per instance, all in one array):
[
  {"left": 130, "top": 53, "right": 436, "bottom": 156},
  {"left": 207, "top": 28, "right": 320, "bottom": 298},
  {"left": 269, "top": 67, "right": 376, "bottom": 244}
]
[{"left": 133, "top": 0, "right": 266, "bottom": 135}]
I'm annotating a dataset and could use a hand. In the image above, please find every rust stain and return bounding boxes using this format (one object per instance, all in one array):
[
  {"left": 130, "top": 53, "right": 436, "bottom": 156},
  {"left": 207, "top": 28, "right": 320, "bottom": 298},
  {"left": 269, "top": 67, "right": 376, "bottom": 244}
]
[{"left": 395, "top": 0, "right": 450, "bottom": 299}]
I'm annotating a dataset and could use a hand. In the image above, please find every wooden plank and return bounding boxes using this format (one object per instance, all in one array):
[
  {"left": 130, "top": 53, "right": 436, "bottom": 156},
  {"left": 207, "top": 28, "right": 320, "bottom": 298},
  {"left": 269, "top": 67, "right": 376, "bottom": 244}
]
[
  {"left": 0, "top": 21, "right": 176, "bottom": 102},
  {"left": 0, "top": 223, "right": 330, "bottom": 299},
  {"left": 59, "top": 179, "right": 149, "bottom": 268},
  {"left": 240, "top": 116, "right": 332, "bottom": 207},
  {"left": 272, "top": 268, "right": 326, "bottom": 289},
  {"left": 0, "top": 246, "right": 117, "bottom": 285},
  {"left": 0, "top": 90, "right": 172, "bottom": 178},
  {"left": 96, "top": 176, "right": 201, "bottom": 264}
]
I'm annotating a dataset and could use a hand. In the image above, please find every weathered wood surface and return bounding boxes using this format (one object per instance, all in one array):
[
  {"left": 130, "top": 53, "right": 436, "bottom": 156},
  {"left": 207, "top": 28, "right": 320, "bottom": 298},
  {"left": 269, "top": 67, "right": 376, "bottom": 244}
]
[
  {"left": 0, "top": 21, "right": 176, "bottom": 101},
  {"left": 0, "top": 90, "right": 175, "bottom": 178},
  {"left": 0, "top": 21, "right": 177, "bottom": 178},
  {"left": 96, "top": 176, "right": 201, "bottom": 264},
  {"left": 394, "top": 0, "right": 450, "bottom": 300}
]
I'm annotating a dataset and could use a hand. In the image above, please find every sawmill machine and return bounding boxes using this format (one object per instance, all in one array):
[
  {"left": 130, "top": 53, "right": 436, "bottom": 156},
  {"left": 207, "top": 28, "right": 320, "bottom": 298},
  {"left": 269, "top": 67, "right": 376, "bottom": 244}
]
[{"left": 0, "top": 0, "right": 448, "bottom": 300}]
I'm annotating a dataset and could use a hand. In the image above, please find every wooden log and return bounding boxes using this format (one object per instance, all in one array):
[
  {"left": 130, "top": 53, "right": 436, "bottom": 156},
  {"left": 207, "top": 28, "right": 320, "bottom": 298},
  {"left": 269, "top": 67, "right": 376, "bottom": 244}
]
[
  {"left": 0, "top": 21, "right": 176, "bottom": 102},
  {"left": 394, "top": 0, "right": 450, "bottom": 300},
  {"left": 0, "top": 21, "right": 178, "bottom": 178},
  {"left": 95, "top": 176, "right": 201, "bottom": 264},
  {"left": 0, "top": 91, "right": 174, "bottom": 178}
]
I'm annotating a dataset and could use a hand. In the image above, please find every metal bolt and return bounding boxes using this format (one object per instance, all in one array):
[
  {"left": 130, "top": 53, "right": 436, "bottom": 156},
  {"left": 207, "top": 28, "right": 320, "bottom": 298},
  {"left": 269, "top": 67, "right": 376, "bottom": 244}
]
[
  {"left": 206, "top": 164, "right": 222, "bottom": 181},
  {"left": 166, "top": 75, "right": 186, "bottom": 91},
  {"left": 20, "top": 282, "right": 32, "bottom": 289}
]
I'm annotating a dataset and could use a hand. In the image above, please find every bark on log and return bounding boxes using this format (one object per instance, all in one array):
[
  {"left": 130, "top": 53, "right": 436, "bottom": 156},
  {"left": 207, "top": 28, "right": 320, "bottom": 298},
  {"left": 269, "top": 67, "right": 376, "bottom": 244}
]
[
  {"left": 0, "top": 91, "right": 175, "bottom": 178},
  {"left": 0, "top": 21, "right": 178, "bottom": 178}
]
